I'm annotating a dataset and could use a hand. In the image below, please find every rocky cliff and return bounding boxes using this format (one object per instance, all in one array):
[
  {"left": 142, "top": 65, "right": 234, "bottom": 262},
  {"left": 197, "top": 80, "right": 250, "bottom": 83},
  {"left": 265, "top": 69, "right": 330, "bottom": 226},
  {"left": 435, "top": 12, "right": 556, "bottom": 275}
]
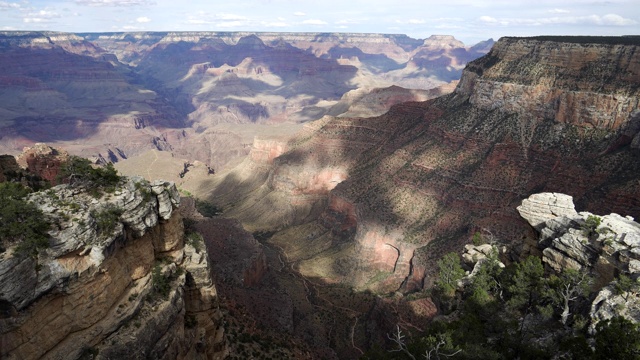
[
  {"left": 206, "top": 36, "right": 640, "bottom": 295},
  {"left": 517, "top": 192, "right": 640, "bottom": 331},
  {"left": 0, "top": 176, "right": 224, "bottom": 359}
]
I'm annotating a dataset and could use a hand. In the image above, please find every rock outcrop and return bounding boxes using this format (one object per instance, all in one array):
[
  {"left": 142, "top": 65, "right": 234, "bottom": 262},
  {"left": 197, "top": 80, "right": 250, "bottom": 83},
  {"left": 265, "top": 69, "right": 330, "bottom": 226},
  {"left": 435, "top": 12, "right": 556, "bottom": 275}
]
[
  {"left": 15, "top": 143, "right": 70, "bottom": 184},
  {"left": 517, "top": 192, "right": 640, "bottom": 330},
  {"left": 0, "top": 176, "right": 224, "bottom": 359}
]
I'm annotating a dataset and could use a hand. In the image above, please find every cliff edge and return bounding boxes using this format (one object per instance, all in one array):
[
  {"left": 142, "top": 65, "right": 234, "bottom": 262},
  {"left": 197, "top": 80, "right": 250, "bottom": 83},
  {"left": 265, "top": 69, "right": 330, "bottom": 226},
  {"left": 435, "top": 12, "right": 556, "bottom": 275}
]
[{"left": 0, "top": 175, "right": 224, "bottom": 359}]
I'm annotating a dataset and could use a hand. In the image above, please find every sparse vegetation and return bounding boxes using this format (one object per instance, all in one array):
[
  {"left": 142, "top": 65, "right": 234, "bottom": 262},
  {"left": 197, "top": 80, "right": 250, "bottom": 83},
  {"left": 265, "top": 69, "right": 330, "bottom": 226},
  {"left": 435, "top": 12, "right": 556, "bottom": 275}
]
[
  {"left": 186, "top": 232, "right": 204, "bottom": 252},
  {"left": 582, "top": 215, "right": 602, "bottom": 238},
  {"left": 363, "top": 253, "right": 633, "bottom": 359},
  {"left": 91, "top": 204, "right": 124, "bottom": 238},
  {"left": 614, "top": 274, "right": 638, "bottom": 301},
  {"left": 151, "top": 263, "right": 171, "bottom": 299},
  {"left": 58, "top": 156, "right": 121, "bottom": 197},
  {"left": 0, "top": 182, "right": 50, "bottom": 257},
  {"left": 78, "top": 346, "right": 99, "bottom": 360},
  {"left": 134, "top": 180, "right": 152, "bottom": 201},
  {"left": 150, "top": 263, "right": 184, "bottom": 301},
  {"left": 471, "top": 231, "right": 485, "bottom": 246},
  {"left": 183, "top": 217, "right": 204, "bottom": 252},
  {"left": 195, "top": 199, "right": 222, "bottom": 217}
]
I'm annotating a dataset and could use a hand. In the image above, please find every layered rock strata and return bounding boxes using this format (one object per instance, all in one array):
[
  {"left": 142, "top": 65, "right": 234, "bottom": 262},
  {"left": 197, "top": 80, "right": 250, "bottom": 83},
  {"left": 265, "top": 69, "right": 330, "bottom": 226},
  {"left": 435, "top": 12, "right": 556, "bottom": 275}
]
[
  {"left": 206, "top": 36, "right": 640, "bottom": 294},
  {"left": 0, "top": 177, "right": 223, "bottom": 359}
]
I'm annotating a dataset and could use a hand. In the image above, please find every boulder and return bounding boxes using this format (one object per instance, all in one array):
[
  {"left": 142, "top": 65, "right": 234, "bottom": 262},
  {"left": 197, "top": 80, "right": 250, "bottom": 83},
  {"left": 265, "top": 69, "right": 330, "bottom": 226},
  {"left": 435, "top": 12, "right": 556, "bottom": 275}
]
[{"left": 516, "top": 192, "right": 579, "bottom": 229}]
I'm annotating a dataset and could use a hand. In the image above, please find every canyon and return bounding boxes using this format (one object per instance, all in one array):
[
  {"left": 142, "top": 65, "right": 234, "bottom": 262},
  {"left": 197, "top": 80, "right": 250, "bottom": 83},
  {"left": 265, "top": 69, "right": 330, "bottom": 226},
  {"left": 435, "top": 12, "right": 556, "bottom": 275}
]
[
  {"left": 204, "top": 36, "right": 640, "bottom": 296},
  {"left": 0, "top": 31, "right": 489, "bottom": 171},
  {"left": 1, "top": 33, "right": 640, "bottom": 359}
]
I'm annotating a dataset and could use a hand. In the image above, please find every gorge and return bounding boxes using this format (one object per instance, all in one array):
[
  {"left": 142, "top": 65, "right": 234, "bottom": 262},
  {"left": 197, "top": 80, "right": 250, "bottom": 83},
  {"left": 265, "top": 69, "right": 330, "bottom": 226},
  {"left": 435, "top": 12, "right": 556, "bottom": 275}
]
[{"left": 1, "top": 33, "right": 640, "bottom": 359}]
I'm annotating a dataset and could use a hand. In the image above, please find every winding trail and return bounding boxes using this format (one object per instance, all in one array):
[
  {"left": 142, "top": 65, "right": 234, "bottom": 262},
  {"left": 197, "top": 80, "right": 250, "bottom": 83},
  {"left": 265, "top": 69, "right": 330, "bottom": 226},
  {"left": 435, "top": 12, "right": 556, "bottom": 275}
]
[{"left": 144, "top": 150, "right": 159, "bottom": 180}]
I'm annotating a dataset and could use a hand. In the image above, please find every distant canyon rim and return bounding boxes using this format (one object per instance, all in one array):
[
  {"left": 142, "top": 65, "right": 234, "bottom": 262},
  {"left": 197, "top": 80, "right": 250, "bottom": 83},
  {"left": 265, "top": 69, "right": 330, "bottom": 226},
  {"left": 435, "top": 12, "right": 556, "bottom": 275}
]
[{"left": 0, "top": 31, "right": 492, "bottom": 176}]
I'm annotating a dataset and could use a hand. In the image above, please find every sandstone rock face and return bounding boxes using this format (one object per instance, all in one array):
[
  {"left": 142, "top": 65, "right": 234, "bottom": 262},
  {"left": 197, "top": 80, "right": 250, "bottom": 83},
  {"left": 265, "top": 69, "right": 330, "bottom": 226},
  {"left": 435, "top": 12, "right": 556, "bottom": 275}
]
[
  {"left": 0, "top": 176, "right": 223, "bottom": 360},
  {"left": 459, "top": 37, "right": 640, "bottom": 131},
  {"left": 205, "top": 36, "right": 640, "bottom": 293},
  {"left": 518, "top": 192, "right": 640, "bottom": 329}
]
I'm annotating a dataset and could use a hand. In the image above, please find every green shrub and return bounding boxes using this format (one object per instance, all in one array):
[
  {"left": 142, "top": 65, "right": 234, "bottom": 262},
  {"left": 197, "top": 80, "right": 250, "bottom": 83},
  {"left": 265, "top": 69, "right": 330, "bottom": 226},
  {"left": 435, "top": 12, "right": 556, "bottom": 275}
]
[
  {"left": 58, "top": 156, "right": 121, "bottom": 196},
  {"left": 186, "top": 232, "right": 204, "bottom": 252},
  {"left": 582, "top": 215, "right": 602, "bottom": 238},
  {"left": 185, "top": 313, "right": 198, "bottom": 328},
  {"left": 594, "top": 316, "right": 640, "bottom": 359},
  {"left": 151, "top": 263, "right": 184, "bottom": 300},
  {"left": 91, "top": 204, "right": 124, "bottom": 237},
  {"left": 435, "top": 252, "right": 465, "bottom": 297},
  {"left": 152, "top": 263, "right": 171, "bottom": 299},
  {"left": 134, "top": 181, "right": 152, "bottom": 201},
  {"left": 0, "top": 183, "right": 50, "bottom": 257},
  {"left": 195, "top": 199, "right": 222, "bottom": 217},
  {"left": 472, "top": 231, "right": 484, "bottom": 246}
]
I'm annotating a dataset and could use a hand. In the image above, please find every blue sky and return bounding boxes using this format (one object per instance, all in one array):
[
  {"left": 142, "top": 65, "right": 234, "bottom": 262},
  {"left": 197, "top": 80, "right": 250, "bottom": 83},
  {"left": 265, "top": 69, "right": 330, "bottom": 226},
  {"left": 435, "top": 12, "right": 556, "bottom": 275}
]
[{"left": 1, "top": 0, "right": 638, "bottom": 44}]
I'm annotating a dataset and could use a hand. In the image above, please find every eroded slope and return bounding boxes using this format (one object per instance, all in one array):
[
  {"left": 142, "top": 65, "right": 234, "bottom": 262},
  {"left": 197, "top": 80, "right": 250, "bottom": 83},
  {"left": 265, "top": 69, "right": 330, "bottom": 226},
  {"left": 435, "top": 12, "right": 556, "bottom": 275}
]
[{"left": 206, "top": 36, "right": 640, "bottom": 295}]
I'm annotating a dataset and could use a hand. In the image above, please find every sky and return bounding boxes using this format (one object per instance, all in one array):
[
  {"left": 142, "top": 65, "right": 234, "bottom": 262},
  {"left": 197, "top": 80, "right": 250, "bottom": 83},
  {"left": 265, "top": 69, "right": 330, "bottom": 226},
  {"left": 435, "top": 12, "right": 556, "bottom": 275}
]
[{"left": 0, "top": 0, "right": 639, "bottom": 45}]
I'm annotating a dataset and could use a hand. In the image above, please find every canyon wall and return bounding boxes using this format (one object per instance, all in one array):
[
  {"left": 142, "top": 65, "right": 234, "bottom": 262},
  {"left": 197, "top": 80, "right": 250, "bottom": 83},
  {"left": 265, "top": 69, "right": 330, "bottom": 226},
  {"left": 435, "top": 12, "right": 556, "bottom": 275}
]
[
  {"left": 208, "top": 36, "right": 640, "bottom": 294},
  {"left": 0, "top": 177, "right": 224, "bottom": 359},
  {"left": 0, "top": 31, "right": 488, "bottom": 172}
]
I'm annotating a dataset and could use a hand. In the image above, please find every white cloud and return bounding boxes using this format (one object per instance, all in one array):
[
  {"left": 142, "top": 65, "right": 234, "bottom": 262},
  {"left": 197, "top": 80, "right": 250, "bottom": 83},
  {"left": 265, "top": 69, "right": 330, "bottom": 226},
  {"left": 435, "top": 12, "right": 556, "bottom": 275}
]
[
  {"left": 302, "top": 19, "right": 327, "bottom": 25},
  {"left": 185, "top": 12, "right": 251, "bottom": 26},
  {"left": 23, "top": 9, "right": 62, "bottom": 23},
  {"left": 408, "top": 19, "right": 425, "bottom": 24},
  {"left": 75, "top": 0, "right": 153, "bottom": 6},
  {"left": 336, "top": 18, "right": 363, "bottom": 25},
  {"left": 293, "top": 11, "right": 306, "bottom": 16},
  {"left": 548, "top": 8, "right": 570, "bottom": 14},
  {"left": 262, "top": 21, "right": 289, "bottom": 27},
  {"left": 478, "top": 15, "right": 498, "bottom": 23},
  {"left": 186, "top": 18, "right": 211, "bottom": 25},
  {"left": 136, "top": 16, "right": 151, "bottom": 23},
  {"left": 216, "top": 21, "right": 248, "bottom": 28},
  {"left": 477, "top": 13, "right": 636, "bottom": 27},
  {"left": 600, "top": 13, "right": 636, "bottom": 26},
  {"left": 430, "top": 17, "right": 464, "bottom": 23},
  {"left": 215, "top": 13, "right": 248, "bottom": 21},
  {"left": 0, "top": 1, "right": 21, "bottom": 10}
]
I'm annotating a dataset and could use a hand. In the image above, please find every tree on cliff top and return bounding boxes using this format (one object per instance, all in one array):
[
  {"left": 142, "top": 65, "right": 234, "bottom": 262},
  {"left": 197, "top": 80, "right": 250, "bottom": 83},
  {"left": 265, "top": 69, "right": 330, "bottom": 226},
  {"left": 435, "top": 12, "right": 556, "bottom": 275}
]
[
  {"left": 0, "top": 182, "right": 50, "bottom": 257},
  {"left": 435, "top": 252, "right": 465, "bottom": 297},
  {"left": 594, "top": 316, "right": 640, "bottom": 359},
  {"left": 57, "top": 156, "right": 121, "bottom": 195}
]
